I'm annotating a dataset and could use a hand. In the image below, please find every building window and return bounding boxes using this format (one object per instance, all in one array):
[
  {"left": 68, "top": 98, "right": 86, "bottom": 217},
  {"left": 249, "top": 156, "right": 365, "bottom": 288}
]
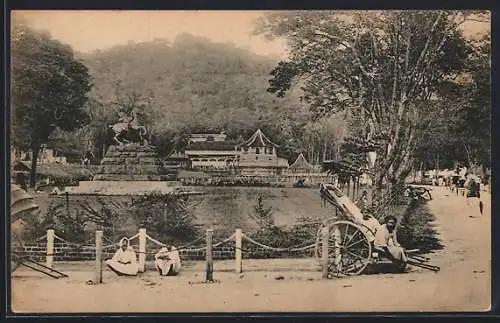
[
  {"left": 243, "top": 148, "right": 248, "bottom": 154},
  {"left": 256, "top": 148, "right": 260, "bottom": 154},
  {"left": 256, "top": 156, "right": 258, "bottom": 160}
]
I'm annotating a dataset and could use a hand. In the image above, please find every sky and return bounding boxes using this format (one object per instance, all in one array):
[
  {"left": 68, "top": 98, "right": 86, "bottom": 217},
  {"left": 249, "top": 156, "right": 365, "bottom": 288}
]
[
  {"left": 12, "top": 10, "right": 490, "bottom": 58},
  {"left": 12, "top": 11, "right": 289, "bottom": 58}
]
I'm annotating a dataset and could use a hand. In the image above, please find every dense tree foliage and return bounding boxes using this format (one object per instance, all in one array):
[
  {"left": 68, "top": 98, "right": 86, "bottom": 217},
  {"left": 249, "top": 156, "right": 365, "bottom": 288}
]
[
  {"left": 254, "top": 11, "right": 489, "bottom": 197},
  {"left": 11, "top": 21, "right": 92, "bottom": 186},
  {"left": 414, "top": 34, "right": 491, "bottom": 170}
]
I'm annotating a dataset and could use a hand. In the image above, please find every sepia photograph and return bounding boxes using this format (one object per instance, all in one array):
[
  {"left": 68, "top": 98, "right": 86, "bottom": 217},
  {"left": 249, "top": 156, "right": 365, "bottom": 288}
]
[{"left": 9, "top": 10, "right": 491, "bottom": 313}]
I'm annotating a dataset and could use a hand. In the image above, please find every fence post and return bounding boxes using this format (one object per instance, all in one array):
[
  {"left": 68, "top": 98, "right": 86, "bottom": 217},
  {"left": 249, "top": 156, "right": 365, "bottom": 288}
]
[
  {"left": 356, "top": 177, "right": 361, "bottom": 201},
  {"left": 95, "top": 230, "right": 103, "bottom": 284},
  {"left": 138, "top": 228, "right": 146, "bottom": 273},
  {"left": 321, "top": 226, "right": 329, "bottom": 279},
  {"left": 46, "top": 229, "right": 54, "bottom": 268},
  {"left": 206, "top": 229, "right": 214, "bottom": 282},
  {"left": 235, "top": 228, "right": 242, "bottom": 273}
]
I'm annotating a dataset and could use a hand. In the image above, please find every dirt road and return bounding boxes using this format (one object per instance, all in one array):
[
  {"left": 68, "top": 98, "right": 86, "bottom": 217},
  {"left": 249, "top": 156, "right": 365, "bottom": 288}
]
[{"left": 11, "top": 187, "right": 491, "bottom": 313}]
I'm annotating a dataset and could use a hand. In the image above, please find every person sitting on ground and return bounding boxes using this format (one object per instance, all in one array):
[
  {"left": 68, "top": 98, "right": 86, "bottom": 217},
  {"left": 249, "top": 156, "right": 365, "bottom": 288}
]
[
  {"left": 105, "top": 237, "right": 139, "bottom": 276},
  {"left": 155, "top": 245, "right": 182, "bottom": 276},
  {"left": 374, "top": 215, "right": 407, "bottom": 272}
]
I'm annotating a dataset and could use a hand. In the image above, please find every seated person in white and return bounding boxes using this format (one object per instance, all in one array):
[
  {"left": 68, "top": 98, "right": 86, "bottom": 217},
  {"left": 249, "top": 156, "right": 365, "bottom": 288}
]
[
  {"left": 374, "top": 215, "right": 408, "bottom": 271},
  {"left": 155, "top": 246, "right": 182, "bottom": 276},
  {"left": 105, "top": 237, "right": 139, "bottom": 276}
]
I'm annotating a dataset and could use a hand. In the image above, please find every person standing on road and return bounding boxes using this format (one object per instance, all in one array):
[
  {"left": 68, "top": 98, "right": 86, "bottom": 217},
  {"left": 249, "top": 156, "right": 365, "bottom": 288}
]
[{"left": 466, "top": 175, "right": 483, "bottom": 214}]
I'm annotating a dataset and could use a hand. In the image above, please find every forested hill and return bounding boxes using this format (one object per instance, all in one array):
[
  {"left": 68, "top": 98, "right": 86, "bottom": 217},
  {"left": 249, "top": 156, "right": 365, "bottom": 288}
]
[{"left": 77, "top": 33, "right": 308, "bottom": 144}]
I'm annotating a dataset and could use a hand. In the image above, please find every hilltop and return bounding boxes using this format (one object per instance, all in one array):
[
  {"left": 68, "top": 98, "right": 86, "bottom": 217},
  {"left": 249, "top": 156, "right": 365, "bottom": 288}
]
[{"left": 78, "top": 33, "right": 304, "bottom": 139}]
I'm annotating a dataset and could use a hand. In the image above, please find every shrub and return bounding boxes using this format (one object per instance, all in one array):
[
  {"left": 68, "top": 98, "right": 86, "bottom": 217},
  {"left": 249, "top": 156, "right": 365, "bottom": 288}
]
[
  {"left": 397, "top": 200, "right": 444, "bottom": 253},
  {"left": 129, "top": 191, "right": 200, "bottom": 245}
]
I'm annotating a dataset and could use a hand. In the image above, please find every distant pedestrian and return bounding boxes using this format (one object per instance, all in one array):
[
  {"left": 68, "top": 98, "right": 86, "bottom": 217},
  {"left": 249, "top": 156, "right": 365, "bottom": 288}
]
[{"left": 466, "top": 175, "right": 483, "bottom": 214}]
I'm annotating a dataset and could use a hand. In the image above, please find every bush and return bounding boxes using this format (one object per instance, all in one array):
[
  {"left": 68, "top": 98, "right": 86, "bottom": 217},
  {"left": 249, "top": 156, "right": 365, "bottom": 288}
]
[
  {"left": 397, "top": 200, "right": 444, "bottom": 253},
  {"left": 249, "top": 216, "right": 319, "bottom": 251},
  {"left": 129, "top": 191, "right": 200, "bottom": 245}
]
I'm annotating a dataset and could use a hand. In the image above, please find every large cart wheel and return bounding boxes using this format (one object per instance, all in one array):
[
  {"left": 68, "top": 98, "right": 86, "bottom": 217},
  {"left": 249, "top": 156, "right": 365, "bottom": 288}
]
[{"left": 316, "top": 220, "right": 372, "bottom": 277}]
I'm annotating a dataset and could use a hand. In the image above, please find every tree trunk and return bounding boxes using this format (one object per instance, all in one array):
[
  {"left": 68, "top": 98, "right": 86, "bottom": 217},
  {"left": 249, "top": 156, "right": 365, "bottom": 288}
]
[
  {"left": 323, "top": 132, "right": 328, "bottom": 162},
  {"left": 371, "top": 176, "right": 384, "bottom": 219},
  {"left": 29, "top": 145, "right": 40, "bottom": 188}
]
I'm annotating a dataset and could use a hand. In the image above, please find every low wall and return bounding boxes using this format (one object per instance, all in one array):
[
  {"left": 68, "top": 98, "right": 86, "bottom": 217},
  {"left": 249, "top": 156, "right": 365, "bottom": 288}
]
[
  {"left": 65, "top": 181, "right": 184, "bottom": 195},
  {"left": 13, "top": 241, "right": 314, "bottom": 262}
]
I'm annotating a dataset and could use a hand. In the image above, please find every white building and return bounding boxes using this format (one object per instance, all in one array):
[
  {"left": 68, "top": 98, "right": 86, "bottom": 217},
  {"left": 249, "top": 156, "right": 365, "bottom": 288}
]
[
  {"left": 184, "top": 141, "right": 239, "bottom": 170},
  {"left": 184, "top": 128, "right": 289, "bottom": 174}
]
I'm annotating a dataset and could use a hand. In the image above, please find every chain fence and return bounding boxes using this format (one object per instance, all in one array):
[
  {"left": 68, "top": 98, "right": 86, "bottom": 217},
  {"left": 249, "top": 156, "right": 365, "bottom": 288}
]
[{"left": 13, "top": 226, "right": 321, "bottom": 263}]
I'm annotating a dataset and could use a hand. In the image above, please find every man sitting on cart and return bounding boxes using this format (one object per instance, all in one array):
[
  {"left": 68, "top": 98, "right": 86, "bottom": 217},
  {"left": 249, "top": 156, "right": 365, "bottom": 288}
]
[{"left": 374, "top": 215, "right": 408, "bottom": 272}]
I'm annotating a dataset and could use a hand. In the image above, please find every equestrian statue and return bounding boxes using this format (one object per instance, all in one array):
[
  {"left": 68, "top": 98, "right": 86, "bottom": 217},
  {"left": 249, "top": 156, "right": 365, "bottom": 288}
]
[{"left": 109, "top": 108, "right": 148, "bottom": 146}]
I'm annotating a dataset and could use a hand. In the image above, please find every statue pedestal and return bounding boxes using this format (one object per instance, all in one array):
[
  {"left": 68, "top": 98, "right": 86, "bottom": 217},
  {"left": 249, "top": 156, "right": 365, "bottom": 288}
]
[
  {"left": 67, "top": 143, "right": 184, "bottom": 195},
  {"left": 93, "top": 143, "right": 167, "bottom": 181}
]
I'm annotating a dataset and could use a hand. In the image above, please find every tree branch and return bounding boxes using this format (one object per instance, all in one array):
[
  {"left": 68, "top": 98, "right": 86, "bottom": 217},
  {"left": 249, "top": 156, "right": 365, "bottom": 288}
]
[
  {"left": 313, "top": 30, "right": 374, "bottom": 83},
  {"left": 406, "top": 12, "right": 444, "bottom": 92}
]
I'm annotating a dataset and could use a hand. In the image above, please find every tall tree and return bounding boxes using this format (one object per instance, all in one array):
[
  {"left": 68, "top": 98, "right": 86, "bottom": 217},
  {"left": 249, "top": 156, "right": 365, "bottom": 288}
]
[
  {"left": 255, "top": 11, "right": 479, "bottom": 196},
  {"left": 413, "top": 34, "right": 491, "bottom": 171},
  {"left": 455, "top": 34, "right": 491, "bottom": 168},
  {"left": 11, "top": 22, "right": 92, "bottom": 187}
]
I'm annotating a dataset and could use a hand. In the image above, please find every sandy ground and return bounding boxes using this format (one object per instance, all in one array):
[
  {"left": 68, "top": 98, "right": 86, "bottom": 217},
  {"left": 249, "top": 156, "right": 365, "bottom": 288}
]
[{"left": 10, "top": 187, "right": 491, "bottom": 313}]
